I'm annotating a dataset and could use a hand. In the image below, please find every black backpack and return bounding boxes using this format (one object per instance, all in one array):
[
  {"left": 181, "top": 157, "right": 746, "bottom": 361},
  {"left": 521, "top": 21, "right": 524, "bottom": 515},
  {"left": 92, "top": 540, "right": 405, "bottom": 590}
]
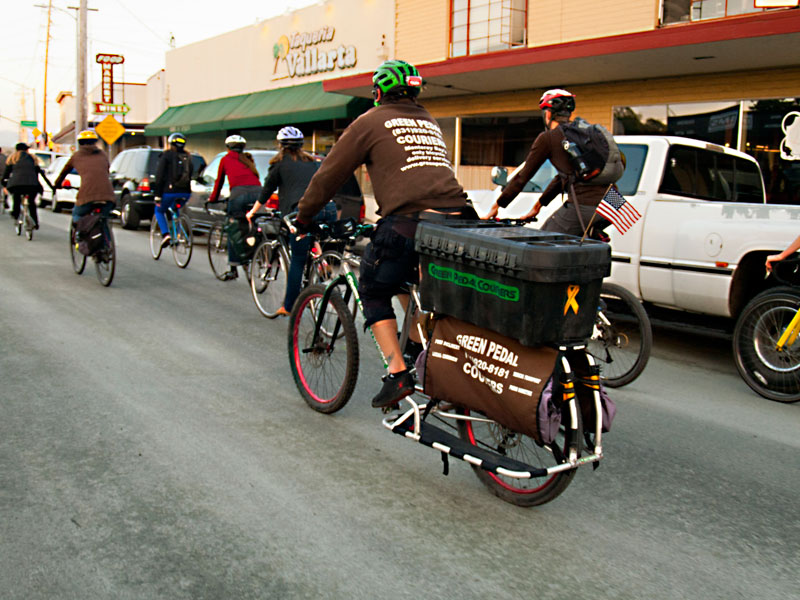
[
  {"left": 561, "top": 117, "right": 624, "bottom": 185},
  {"left": 172, "top": 151, "right": 192, "bottom": 189}
]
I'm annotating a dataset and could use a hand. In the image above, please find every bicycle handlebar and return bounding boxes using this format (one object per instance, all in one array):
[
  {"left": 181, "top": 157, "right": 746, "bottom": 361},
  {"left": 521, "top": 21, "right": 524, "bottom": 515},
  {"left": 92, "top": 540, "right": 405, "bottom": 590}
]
[{"left": 769, "top": 256, "right": 800, "bottom": 288}]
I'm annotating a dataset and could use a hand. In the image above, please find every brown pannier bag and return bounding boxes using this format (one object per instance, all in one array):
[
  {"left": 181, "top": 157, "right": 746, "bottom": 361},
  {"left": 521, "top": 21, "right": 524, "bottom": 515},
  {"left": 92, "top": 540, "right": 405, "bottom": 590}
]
[{"left": 421, "top": 316, "right": 560, "bottom": 444}]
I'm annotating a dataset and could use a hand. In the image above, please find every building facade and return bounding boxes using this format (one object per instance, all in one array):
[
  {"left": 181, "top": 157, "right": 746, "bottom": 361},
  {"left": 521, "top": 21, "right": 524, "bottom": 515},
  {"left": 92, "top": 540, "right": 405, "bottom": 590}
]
[
  {"left": 145, "top": 0, "right": 395, "bottom": 161},
  {"left": 325, "top": 0, "right": 800, "bottom": 202}
]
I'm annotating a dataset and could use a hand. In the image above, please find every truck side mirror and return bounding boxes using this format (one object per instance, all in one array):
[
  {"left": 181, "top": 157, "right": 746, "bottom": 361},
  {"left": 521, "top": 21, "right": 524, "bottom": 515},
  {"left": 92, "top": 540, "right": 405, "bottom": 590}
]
[{"left": 491, "top": 166, "right": 508, "bottom": 187}]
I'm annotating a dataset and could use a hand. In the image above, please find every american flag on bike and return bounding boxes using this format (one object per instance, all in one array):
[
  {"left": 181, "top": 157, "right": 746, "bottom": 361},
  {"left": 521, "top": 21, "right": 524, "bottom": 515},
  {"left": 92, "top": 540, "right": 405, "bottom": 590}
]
[{"left": 595, "top": 185, "right": 641, "bottom": 234}]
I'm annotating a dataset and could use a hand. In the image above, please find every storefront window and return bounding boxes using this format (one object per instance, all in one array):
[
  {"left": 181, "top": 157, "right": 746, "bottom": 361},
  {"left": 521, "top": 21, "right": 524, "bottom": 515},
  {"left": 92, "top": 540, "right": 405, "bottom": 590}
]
[
  {"left": 661, "top": 0, "right": 785, "bottom": 24},
  {"left": 450, "top": 0, "right": 527, "bottom": 58},
  {"left": 614, "top": 98, "right": 800, "bottom": 204},
  {"left": 460, "top": 115, "right": 543, "bottom": 166}
]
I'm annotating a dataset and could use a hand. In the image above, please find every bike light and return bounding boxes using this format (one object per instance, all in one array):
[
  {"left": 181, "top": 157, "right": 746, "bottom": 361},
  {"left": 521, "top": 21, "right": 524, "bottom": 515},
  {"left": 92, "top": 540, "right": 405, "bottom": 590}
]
[
  {"left": 359, "top": 202, "right": 366, "bottom": 223},
  {"left": 266, "top": 193, "right": 279, "bottom": 210},
  {"left": 137, "top": 177, "right": 151, "bottom": 192},
  {"left": 63, "top": 178, "right": 72, "bottom": 188}
]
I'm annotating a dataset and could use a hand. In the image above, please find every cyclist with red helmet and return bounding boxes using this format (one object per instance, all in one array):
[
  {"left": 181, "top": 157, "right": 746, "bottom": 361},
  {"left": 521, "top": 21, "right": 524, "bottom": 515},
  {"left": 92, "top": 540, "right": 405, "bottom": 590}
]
[
  {"left": 295, "top": 60, "right": 468, "bottom": 409},
  {"left": 209, "top": 134, "right": 262, "bottom": 281},
  {"left": 486, "top": 89, "right": 611, "bottom": 236}
]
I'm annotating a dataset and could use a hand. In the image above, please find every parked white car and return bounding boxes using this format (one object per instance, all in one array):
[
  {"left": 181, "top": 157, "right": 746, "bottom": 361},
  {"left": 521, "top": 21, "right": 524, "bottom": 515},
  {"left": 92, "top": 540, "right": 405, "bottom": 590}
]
[{"left": 39, "top": 155, "right": 80, "bottom": 212}]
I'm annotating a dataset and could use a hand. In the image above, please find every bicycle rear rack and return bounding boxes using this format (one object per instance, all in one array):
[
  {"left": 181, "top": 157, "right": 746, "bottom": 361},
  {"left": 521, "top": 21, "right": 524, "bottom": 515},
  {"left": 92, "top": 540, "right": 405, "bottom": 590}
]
[{"left": 382, "top": 387, "right": 604, "bottom": 481}]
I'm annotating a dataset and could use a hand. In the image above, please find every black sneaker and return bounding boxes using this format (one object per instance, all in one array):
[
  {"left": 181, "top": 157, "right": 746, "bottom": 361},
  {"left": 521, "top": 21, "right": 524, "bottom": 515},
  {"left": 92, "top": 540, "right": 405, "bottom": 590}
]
[
  {"left": 221, "top": 268, "right": 238, "bottom": 281},
  {"left": 371, "top": 370, "right": 415, "bottom": 408}
]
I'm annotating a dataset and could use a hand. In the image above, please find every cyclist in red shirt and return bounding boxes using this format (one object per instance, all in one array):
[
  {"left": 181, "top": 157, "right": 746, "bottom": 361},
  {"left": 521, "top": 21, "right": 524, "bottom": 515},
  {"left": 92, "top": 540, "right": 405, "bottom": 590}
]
[{"left": 208, "top": 134, "right": 262, "bottom": 281}]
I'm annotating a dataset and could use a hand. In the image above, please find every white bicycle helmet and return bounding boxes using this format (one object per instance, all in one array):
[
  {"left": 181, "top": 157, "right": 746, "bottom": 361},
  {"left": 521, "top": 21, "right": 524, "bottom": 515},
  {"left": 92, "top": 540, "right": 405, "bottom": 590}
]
[
  {"left": 225, "top": 134, "right": 246, "bottom": 149},
  {"left": 276, "top": 126, "right": 304, "bottom": 146}
]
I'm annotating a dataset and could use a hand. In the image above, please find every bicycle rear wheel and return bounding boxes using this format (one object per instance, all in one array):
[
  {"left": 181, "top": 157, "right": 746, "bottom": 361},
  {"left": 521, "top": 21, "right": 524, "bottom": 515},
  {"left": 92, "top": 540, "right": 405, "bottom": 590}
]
[
  {"left": 172, "top": 215, "right": 193, "bottom": 268},
  {"left": 15, "top": 213, "right": 22, "bottom": 235},
  {"left": 95, "top": 228, "right": 116, "bottom": 287},
  {"left": 25, "top": 215, "right": 34, "bottom": 240},
  {"left": 207, "top": 222, "right": 229, "bottom": 280},
  {"left": 456, "top": 408, "right": 579, "bottom": 507},
  {"left": 69, "top": 222, "right": 86, "bottom": 274},
  {"left": 588, "top": 283, "right": 652, "bottom": 388},
  {"left": 733, "top": 288, "right": 800, "bottom": 403},
  {"left": 288, "top": 284, "right": 359, "bottom": 413},
  {"left": 250, "top": 240, "right": 289, "bottom": 318},
  {"left": 149, "top": 218, "right": 163, "bottom": 260}
]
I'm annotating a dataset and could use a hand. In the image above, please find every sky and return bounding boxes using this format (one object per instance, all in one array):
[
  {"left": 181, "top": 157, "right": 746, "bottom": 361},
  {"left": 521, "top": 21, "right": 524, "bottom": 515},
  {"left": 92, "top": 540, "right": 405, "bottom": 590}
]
[{"left": 0, "top": 0, "right": 319, "bottom": 149}]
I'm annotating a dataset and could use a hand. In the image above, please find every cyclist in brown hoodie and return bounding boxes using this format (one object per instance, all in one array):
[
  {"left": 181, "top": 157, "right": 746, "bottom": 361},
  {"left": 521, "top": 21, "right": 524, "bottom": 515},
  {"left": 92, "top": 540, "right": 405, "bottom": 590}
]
[
  {"left": 296, "top": 60, "right": 468, "bottom": 409},
  {"left": 54, "top": 130, "right": 116, "bottom": 234}
]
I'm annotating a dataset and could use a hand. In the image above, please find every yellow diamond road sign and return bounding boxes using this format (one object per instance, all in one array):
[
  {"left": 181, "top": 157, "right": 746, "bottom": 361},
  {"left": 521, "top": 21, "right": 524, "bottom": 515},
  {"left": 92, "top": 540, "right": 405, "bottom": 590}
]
[{"left": 96, "top": 115, "right": 126, "bottom": 145}]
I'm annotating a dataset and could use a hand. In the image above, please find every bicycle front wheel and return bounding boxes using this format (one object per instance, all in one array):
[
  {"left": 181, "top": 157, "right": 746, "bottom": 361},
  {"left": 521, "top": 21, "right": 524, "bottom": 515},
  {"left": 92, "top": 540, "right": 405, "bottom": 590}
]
[
  {"left": 207, "top": 222, "right": 229, "bottom": 280},
  {"left": 288, "top": 284, "right": 359, "bottom": 413},
  {"left": 456, "top": 408, "right": 579, "bottom": 507},
  {"left": 149, "top": 218, "right": 163, "bottom": 259},
  {"left": 250, "top": 240, "right": 289, "bottom": 318},
  {"left": 95, "top": 228, "right": 116, "bottom": 287},
  {"left": 69, "top": 223, "right": 86, "bottom": 274},
  {"left": 588, "top": 283, "right": 652, "bottom": 388},
  {"left": 172, "top": 215, "right": 193, "bottom": 268},
  {"left": 733, "top": 288, "right": 800, "bottom": 403}
]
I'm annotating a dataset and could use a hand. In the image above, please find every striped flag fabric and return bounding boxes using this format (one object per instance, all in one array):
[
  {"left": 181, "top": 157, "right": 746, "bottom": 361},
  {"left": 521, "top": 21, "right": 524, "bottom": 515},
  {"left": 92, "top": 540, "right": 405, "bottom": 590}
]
[{"left": 596, "top": 185, "right": 641, "bottom": 234}]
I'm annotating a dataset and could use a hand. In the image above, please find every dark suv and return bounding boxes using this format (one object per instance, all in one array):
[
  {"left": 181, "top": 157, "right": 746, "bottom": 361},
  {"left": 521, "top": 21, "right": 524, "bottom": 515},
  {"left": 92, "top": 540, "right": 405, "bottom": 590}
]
[{"left": 109, "top": 146, "right": 206, "bottom": 229}]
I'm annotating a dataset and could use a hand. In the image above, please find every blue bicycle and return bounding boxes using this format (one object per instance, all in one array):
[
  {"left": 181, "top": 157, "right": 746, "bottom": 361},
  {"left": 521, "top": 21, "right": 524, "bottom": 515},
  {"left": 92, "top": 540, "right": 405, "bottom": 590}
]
[{"left": 149, "top": 203, "right": 193, "bottom": 268}]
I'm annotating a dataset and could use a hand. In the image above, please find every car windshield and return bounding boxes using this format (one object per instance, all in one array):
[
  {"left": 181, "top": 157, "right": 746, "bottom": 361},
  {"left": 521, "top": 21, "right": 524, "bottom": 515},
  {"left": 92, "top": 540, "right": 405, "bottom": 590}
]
[
  {"left": 616, "top": 143, "right": 648, "bottom": 196},
  {"left": 522, "top": 159, "right": 559, "bottom": 193}
]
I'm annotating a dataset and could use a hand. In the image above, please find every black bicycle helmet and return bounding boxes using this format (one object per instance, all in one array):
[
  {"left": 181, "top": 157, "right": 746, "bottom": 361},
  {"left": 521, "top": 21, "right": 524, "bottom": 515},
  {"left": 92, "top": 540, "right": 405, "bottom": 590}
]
[{"left": 168, "top": 132, "right": 187, "bottom": 148}]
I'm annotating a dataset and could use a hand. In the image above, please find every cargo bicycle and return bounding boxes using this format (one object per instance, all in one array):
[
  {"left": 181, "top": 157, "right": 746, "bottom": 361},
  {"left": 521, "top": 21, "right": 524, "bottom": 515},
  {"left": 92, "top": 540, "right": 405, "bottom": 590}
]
[
  {"left": 733, "top": 257, "right": 800, "bottom": 403},
  {"left": 149, "top": 202, "right": 193, "bottom": 268},
  {"left": 288, "top": 220, "right": 609, "bottom": 507}
]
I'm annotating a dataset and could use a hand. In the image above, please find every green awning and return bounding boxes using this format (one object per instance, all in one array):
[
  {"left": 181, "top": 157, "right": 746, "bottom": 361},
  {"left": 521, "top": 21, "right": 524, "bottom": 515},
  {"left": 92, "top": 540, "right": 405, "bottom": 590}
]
[
  {"left": 144, "top": 94, "right": 248, "bottom": 136},
  {"left": 222, "top": 82, "right": 371, "bottom": 130},
  {"left": 145, "top": 82, "right": 370, "bottom": 137}
]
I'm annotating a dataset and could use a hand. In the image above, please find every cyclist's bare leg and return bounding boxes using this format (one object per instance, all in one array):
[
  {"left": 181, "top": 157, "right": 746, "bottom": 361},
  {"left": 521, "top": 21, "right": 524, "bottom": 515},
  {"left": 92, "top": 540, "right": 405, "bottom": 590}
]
[{"left": 371, "top": 319, "right": 406, "bottom": 373}]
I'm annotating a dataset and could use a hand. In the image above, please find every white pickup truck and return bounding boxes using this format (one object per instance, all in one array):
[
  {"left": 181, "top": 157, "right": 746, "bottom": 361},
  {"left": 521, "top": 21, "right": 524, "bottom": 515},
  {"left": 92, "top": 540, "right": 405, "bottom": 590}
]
[{"left": 468, "top": 135, "right": 800, "bottom": 322}]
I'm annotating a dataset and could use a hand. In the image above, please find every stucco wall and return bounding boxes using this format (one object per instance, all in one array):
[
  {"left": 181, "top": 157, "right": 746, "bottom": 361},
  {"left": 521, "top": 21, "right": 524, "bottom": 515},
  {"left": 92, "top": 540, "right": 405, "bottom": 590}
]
[{"left": 165, "top": 0, "right": 394, "bottom": 106}]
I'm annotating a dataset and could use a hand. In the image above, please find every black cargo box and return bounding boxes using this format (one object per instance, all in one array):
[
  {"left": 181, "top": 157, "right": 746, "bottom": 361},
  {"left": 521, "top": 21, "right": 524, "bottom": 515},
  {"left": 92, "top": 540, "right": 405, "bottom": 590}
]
[{"left": 414, "top": 221, "right": 611, "bottom": 346}]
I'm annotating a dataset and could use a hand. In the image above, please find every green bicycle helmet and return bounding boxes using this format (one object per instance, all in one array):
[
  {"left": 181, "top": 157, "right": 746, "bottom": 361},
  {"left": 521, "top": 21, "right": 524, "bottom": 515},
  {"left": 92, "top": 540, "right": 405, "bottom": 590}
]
[{"left": 372, "top": 60, "right": 422, "bottom": 104}]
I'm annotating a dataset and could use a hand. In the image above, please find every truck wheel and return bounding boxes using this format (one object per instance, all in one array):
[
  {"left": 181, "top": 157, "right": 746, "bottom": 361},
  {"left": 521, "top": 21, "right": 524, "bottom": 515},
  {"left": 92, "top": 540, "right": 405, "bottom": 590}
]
[{"left": 120, "top": 195, "right": 140, "bottom": 229}]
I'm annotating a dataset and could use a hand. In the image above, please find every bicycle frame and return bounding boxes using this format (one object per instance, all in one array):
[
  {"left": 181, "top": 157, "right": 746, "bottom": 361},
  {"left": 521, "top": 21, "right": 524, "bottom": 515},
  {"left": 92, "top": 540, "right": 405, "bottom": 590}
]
[{"left": 775, "top": 307, "right": 800, "bottom": 350}]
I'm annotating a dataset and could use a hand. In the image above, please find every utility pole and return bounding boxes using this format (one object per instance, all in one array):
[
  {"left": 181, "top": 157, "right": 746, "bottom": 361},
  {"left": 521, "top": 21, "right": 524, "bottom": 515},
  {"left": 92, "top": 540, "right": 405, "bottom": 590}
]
[
  {"left": 43, "top": 0, "right": 53, "bottom": 148},
  {"left": 73, "top": 0, "right": 91, "bottom": 145}
]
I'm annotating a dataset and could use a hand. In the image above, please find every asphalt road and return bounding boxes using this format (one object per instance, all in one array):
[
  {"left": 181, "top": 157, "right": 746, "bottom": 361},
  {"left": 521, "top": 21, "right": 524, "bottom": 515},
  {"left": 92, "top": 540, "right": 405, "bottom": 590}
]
[{"left": 1, "top": 209, "right": 798, "bottom": 599}]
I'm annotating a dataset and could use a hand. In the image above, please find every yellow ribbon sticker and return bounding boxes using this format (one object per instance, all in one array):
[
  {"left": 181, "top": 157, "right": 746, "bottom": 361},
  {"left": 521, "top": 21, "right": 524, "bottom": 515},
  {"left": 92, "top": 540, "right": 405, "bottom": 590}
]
[{"left": 564, "top": 285, "right": 580, "bottom": 315}]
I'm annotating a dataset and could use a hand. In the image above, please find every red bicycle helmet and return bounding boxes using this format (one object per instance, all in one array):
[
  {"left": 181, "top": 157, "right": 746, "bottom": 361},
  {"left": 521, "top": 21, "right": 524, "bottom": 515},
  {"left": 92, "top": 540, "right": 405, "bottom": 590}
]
[{"left": 539, "top": 89, "right": 576, "bottom": 116}]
